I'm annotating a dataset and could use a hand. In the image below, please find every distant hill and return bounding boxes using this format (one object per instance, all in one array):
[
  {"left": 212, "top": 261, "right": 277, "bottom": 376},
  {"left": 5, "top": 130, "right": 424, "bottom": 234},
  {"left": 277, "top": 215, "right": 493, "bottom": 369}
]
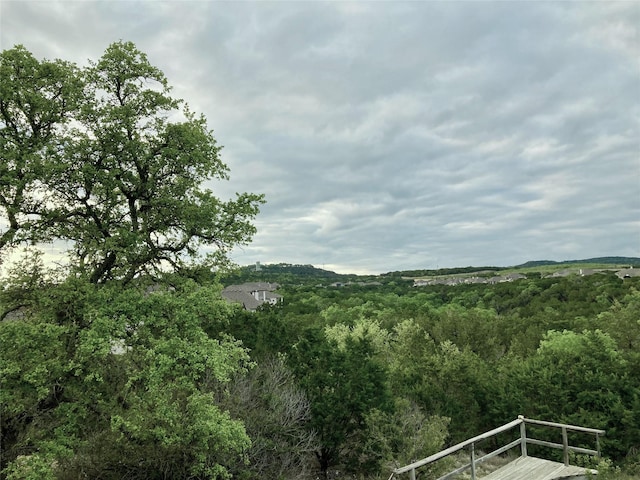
[
  {"left": 221, "top": 263, "right": 356, "bottom": 286},
  {"left": 221, "top": 257, "right": 640, "bottom": 286},
  {"left": 382, "top": 265, "right": 504, "bottom": 278},
  {"left": 388, "top": 257, "right": 640, "bottom": 279},
  {"left": 515, "top": 257, "right": 640, "bottom": 268}
]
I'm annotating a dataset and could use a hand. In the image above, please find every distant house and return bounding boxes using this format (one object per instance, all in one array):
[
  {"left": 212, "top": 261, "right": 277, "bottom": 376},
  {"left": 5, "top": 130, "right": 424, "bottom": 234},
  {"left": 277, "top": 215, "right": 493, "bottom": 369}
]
[
  {"left": 550, "top": 269, "right": 576, "bottom": 278},
  {"left": 616, "top": 267, "right": 640, "bottom": 279},
  {"left": 221, "top": 282, "right": 282, "bottom": 311},
  {"left": 504, "top": 273, "right": 527, "bottom": 282}
]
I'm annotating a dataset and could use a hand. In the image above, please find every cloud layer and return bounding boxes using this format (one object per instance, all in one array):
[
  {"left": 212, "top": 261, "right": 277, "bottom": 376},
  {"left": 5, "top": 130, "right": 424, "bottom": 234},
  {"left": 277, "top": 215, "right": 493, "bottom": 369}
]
[{"left": 2, "top": 1, "right": 638, "bottom": 273}]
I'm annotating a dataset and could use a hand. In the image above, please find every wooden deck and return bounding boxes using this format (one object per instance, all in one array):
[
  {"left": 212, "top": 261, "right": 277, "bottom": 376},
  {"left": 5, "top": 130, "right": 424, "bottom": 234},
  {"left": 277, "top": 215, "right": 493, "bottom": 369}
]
[
  {"left": 482, "top": 456, "right": 598, "bottom": 480},
  {"left": 391, "top": 416, "right": 605, "bottom": 480}
]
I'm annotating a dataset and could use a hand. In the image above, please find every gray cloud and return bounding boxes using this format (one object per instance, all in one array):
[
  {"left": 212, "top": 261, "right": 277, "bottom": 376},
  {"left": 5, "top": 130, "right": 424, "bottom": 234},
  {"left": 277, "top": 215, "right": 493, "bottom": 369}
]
[{"left": 1, "top": 0, "right": 638, "bottom": 274}]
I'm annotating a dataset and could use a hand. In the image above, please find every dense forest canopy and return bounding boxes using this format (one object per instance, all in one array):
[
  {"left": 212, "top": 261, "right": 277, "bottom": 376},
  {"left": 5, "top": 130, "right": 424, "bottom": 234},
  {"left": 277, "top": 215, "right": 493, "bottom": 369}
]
[
  {"left": 1, "top": 41, "right": 639, "bottom": 480},
  {"left": 224, "top": 266, "right": 640, "bottom": 478}
]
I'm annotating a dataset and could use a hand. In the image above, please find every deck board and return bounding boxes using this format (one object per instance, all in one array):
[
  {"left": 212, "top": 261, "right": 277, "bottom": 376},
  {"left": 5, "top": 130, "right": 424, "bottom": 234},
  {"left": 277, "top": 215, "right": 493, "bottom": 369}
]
[{"left": 482, "top": 456, "right": 597, "bottom": 480}]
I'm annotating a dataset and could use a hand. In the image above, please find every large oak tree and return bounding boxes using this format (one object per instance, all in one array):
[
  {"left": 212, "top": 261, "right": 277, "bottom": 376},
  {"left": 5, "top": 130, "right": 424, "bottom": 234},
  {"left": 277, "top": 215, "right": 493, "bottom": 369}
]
[
  {"left": 1, "top": 42, "right": 264, "bottom": 479},
  {"left": 1, "top": 41, "right": 264, "bottom": 282}
]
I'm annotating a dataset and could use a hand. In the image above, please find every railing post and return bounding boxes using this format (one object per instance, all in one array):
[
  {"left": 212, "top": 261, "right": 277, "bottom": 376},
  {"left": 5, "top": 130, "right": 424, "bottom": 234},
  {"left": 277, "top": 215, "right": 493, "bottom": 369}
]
[
  {"left": 562, "top": 426, "right": 569, "bottom": 466},
  {"left": 470, "top": 442, "right": 477, "bottom": 480},
  {"left": 519, "top": 416, "right": 527, "bottom": 457},
  {"left": 409, "top": 468, "right": 415, "bottom": 480},
  {"left": 596, "top": 433, "right": 601, "bottom": 458}
]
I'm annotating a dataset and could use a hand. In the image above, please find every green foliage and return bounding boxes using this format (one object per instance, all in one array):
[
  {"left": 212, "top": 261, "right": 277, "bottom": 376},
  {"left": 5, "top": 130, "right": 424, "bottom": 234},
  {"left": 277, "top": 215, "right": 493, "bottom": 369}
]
[
  {"left": 3, "top": 453, "right": 58, "bottom": 480},
  {"left": 620, "top": 447, "right": 640, "bottom": 476},
  {"left": 4, "top": 262, "right": 639, "bottom": 478},
  {"left": 324, "top": 318, "right": 391, "bottom": 354},
  {"left": 290, "top": 326, "right": 393, "bottom": 475},
  {"left": 0, "top": 45, "right": 82, "bottom": 254},
  {"left": 1, "top": 273, "right": 252, "bottom": 479},
  {"left": 499, "top": 329, "right": 637, "bottom": 459},
  {"left": 596, "top": 289, "right": 640, "bottom": 362},
  {"left": 0, "top": 319, "right": 70, "bottom": 417},
  {"left": 361, "top": 399, "right": 450, "bottom": 476},
  {"left": 1, "top": 42, "right": 264, "bottom": 283},
  {"left": 226, "top": 268, "right": 640, "bottom": 477}
]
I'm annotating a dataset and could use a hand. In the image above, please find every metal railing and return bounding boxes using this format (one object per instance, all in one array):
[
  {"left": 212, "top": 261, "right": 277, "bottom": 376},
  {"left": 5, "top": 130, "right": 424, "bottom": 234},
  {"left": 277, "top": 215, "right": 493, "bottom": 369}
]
[{"left": 390, "top": 415, "right": 605, "bottom": 480}]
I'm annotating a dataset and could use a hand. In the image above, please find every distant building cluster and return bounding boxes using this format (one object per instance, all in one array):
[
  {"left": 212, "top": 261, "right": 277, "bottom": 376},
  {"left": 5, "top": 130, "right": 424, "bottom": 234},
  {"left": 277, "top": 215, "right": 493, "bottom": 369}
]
[
  {"left": 328, "top": 281, "right": 383, "bottom": 288},
  {"left": 221, "top": 282, "right": 282, "bottom": 311},
  {"left": 413, "top": 267, "right": 640, "bottom": 287},
  {"left": 413, "top": 273, "right": 526, "bottom": 287}
]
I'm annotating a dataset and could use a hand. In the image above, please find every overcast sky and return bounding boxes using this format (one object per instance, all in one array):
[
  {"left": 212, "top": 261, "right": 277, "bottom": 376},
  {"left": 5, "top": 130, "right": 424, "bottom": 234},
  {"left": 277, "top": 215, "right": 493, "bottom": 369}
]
[{"left": 2, "top": 1, "right": 639, "bottom": 274}]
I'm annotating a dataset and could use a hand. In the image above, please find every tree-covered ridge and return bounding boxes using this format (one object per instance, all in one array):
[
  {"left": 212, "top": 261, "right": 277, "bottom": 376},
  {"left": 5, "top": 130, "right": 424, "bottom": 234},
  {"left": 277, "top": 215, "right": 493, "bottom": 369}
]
[
  {"left": 515, "top": 257, "right": 640, "bottom": 268},
  {"left": 221, "top": 263, "right": 350, "bottom": 286},
  {"left": 225, "top": 257, "right": 640, "bottom": 286}
]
